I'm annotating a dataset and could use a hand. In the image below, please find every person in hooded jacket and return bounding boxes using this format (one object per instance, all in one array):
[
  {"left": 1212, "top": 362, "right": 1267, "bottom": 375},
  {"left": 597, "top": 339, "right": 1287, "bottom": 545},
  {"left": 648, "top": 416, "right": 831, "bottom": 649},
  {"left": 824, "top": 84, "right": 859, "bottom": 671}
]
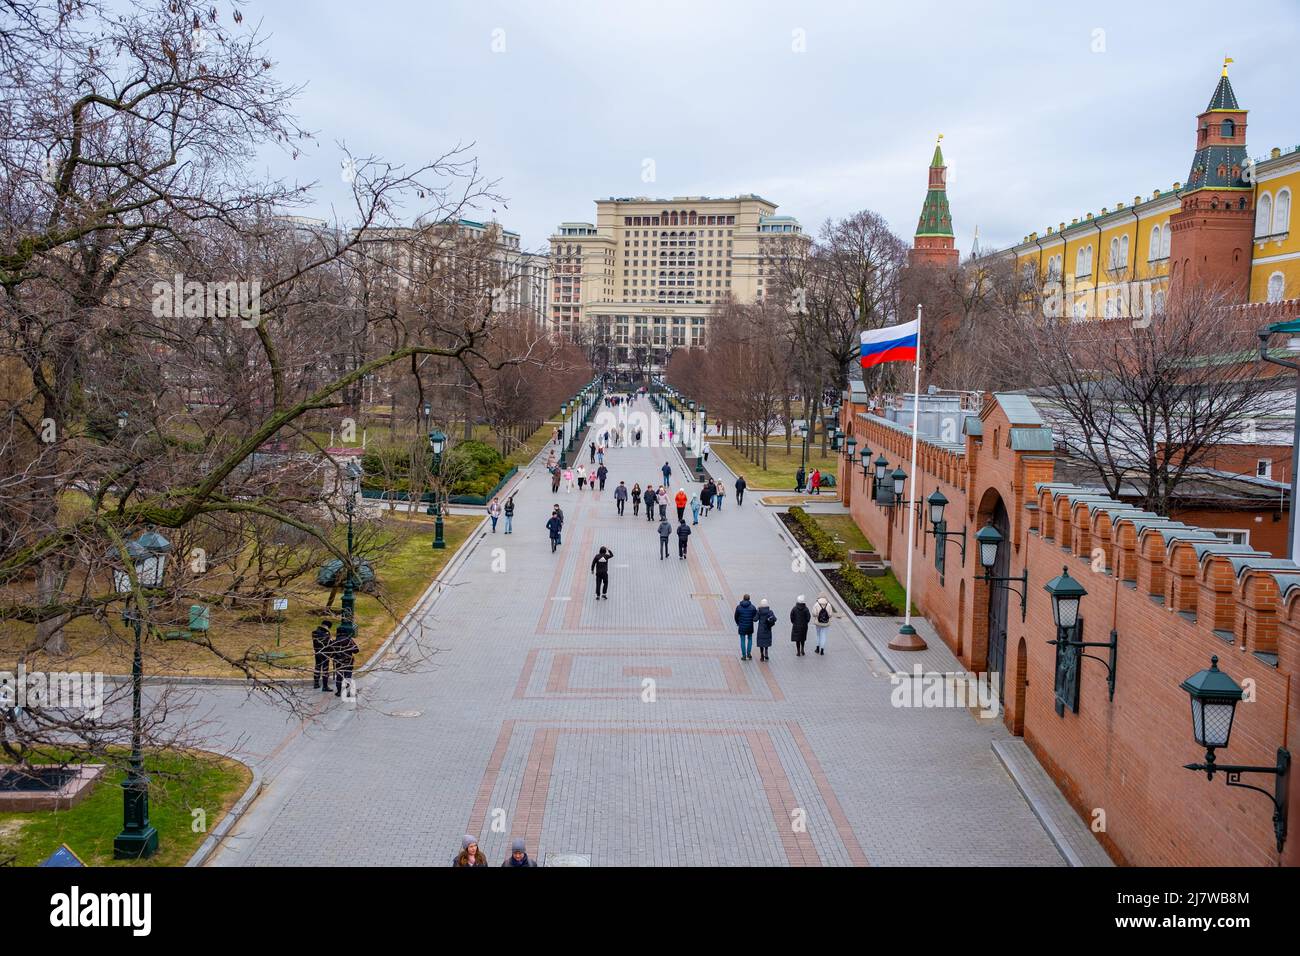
[
  {"left": 614, "top": 480, "right": 628, "bottom": 515},
  {"left": 789, "top": 595, "right": 812, "bottom": 656},
  {"left": 546, "top": 510, "right": 563, "bottom": 553},
  {"left": 734, "top": 475, "right": 747, "bottom": 505},
  {"left": 754, "top": 598, "right": 777, "bottom": 662},
  {"left": 311, "top": 619, "right": 333, "bottom": 691},
  {"left": 734, "top": 594, "right": 757, "bottom": 661},
  {"left": 674, "top": 488, "right": 688, "bottom": 523},
  {"left": 657, "top": 517, "right": 672, "bottom": 559}
]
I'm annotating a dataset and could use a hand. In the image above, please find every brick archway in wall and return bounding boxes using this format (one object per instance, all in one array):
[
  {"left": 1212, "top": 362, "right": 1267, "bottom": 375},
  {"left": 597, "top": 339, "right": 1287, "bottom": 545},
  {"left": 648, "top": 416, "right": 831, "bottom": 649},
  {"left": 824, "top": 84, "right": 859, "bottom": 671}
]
[{"left": 973, "top": 486, "right": 1011, "bottom": 696}]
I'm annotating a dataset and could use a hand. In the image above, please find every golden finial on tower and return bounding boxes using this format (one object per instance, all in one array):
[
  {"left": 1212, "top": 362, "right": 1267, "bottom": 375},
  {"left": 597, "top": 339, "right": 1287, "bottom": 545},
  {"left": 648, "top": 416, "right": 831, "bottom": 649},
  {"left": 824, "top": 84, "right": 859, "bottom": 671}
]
[
  {"left": 937, "top": 133, "right": 944, "bottom": 143},
  {"left": 1222, "top": 56, "right": 1233, "bottom": 76}
]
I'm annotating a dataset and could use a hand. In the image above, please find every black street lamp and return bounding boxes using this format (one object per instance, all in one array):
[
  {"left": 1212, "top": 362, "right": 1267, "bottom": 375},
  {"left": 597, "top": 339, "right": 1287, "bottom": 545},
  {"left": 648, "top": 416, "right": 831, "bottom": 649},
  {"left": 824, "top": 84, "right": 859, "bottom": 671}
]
[
  {"left": 925, "top": 489, "right": 967, "bottom": 575},
  {"left": 975, "top": 523, "right": 1027, "bottom": 621},
  {"left": 1043, "top": 565, "right": 1117, "bottom": 714},
  {"left": 845, "top": 435, "right": 857, "bottom": 462},
  {"left": 858, "top": 445, "right": 872, "bottom": 479},
  {"left": 1181, "top": 656, "right": 1291, "bottom": 852},
  {"left": 339, "top": 460, "right": 364, "bottom": 645},
  {"left": 110, "top": 529, "right": 171, "bottom": 859},
  {"left": 428, "top": 430, "right": 446, "bottom": 549},
  {"left": 872, "top": 453, "right": 888, "bottom": 500},
  {"left": 558, "top": 404, "right": 569, "bottom": 469}
]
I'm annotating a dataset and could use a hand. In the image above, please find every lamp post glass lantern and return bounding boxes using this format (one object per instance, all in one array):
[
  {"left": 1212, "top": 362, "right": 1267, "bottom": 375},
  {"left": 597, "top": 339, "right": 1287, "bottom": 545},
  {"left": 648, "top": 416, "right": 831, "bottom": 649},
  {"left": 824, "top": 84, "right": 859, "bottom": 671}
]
[
  {"left": 975, "top": 523, "right": 1028, "bottom": 622},
  {"left": 428, "top": 430, "right": 447, "bottom": 549},
  {"left": 111, "top": 530, "right": 171, "bottom": 859}
]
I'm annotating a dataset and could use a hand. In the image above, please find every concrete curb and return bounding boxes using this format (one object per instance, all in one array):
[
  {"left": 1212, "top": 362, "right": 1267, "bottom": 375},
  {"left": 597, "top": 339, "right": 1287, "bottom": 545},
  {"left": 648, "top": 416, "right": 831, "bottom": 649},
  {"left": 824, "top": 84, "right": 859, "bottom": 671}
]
[{"left": 186, "top": 763, "right": 262, "bottom": 867}]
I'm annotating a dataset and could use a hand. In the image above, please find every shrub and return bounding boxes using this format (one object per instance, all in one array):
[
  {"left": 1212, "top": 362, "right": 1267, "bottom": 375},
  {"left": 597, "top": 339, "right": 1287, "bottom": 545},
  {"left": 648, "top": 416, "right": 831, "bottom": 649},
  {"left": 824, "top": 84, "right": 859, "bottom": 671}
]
[
  {"left": 835, "top": 559, "right": 897, "bottom": 614},
  {"left": 787, "top": 507, "right": 847, "bottom": 563}
]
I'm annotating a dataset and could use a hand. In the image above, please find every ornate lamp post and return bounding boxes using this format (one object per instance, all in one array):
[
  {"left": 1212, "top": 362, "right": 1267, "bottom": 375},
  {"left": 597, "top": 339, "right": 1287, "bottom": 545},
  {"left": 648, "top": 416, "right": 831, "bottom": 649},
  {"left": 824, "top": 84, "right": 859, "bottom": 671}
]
[
  {"left": 1181, "top": 656, "right": 1291, "bottom": 852},
  {"left": 558, "top": 404, "right": 569, "bottom": 469},
  {"left": 428, "top": 430, "right": 446, "bottom": 549},
  {"left": 1042, "top": 565, "right": 1116, "bottom": 714},
  {"left": 925, "top": 489, "right": 967, "bottom": 575},
  {"left": 873, "top": 453, "right": 888, "bottom": 502},
  {"left": 339, "top": 460, "right": 364, "bottom": 646},
  {"left": 110, "top": 530, "right": 171, "bottom": 859}
]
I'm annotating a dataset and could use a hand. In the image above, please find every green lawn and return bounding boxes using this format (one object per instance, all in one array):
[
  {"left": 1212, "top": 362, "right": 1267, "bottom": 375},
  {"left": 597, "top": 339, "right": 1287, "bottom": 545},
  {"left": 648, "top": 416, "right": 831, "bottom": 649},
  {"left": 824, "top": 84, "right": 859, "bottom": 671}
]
[
  {"left": 711, "top": 441, "right": 839, "bottom": 491},
  {"left": 0, "top": 749, "right": 252, "bottom": 866},
  {"left": 806, "top": 512, "right": 916, "bottom": 615}
]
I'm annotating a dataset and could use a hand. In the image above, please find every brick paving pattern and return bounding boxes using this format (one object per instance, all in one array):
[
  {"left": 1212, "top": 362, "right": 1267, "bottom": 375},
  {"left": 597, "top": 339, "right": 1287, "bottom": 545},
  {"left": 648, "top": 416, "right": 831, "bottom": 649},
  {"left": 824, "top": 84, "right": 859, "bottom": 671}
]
[{"left": 207, "top": 396, "right": 1063, "bottom": 866}]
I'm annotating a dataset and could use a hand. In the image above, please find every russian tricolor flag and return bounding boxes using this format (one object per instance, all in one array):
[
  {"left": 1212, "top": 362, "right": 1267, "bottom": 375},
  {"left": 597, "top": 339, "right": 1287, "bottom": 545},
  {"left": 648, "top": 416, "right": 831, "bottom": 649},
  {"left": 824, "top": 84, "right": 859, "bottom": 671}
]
[{"left": 859, "top": 318, "right": 919, "bottom": 369}]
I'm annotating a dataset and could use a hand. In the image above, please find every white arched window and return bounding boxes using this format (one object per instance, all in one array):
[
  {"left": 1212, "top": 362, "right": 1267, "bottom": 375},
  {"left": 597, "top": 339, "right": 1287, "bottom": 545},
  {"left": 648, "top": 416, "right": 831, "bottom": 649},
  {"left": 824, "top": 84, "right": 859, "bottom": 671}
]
[
  {"left": 1153, "top": 289, "right": 1166, "bottom": 314},
  {"left": 1108, "top": 237, "right": 1120, "bottom": 268},
  {"left": 1256, "top": 192, "right": 1273, "bottom": 237},
  {"left": 1077, "top": 245, "right": 1092, "bottom": 276},
  {"left": 1149, "top": 225, "right": 1161, "bottom": 260},
  {"left": 1267, "top": 272, "right": 1286, "bottom": 303},
  {"left": 1073, "top": 296, "right": 1088, "bottom": 320},
  {"left": 1275, "top": 189, "right": 1291, "bottom": 235},
  {"left": 1119, "top": 235, "right": 1130, "bottom": 268},
  {"left": 1161, "top": 223, "right": 1171, "bottom": 259}
]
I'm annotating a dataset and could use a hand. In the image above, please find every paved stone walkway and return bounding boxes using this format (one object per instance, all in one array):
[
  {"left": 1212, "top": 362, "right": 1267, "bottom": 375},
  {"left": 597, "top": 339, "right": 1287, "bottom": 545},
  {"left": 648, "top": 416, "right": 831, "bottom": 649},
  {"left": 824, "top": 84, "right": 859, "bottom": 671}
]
[{"left": 204, "top": 396, "right": 1063, "bottom": 867}]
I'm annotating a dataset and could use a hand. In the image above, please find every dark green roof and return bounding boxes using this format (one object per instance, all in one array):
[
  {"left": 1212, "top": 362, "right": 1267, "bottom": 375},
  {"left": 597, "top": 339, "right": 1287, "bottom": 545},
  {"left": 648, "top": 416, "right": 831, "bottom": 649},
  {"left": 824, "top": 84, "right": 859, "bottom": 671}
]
[
  {"left": 1206, "top": 74, "right": 1240, "bottom": 111},
  {"left": 931, "top": 143, "right": 945, "bottom": 168},
  {"left": 916, "top": 187, "right": 953, "bottom": 237},
  {"left": 1186, "top": 144, "right": 1250, "bottom": 190}
]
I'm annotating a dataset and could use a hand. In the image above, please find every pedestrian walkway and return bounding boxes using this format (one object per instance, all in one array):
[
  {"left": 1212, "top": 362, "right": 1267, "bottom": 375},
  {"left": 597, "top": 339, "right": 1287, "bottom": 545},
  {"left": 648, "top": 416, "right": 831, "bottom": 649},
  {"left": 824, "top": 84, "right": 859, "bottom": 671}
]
[{"left": 207, "top": 396, "right": 1065, "bottom": 867}]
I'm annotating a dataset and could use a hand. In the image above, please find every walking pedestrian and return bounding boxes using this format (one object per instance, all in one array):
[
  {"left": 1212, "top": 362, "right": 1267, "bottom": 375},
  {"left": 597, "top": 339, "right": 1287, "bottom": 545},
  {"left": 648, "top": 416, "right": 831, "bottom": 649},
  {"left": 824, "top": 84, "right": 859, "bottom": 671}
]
[
  {"left": 311, "top": 619, "right": 333, "bottom": 691},
  {"left": 674, "top": 488, "right": 687, "bottom": 523},
  {"left": 576, "top": 464, "right": 586, "bottom": 491},
  {"left": 700, "top": 481, "right": 714, "bottom": 516},
  {"left": 597, "top": 448, "right": 604, "bottom": 467},
  {"left": 546, "top": 510, "right": 563, "bottom": 553},
  {"left": 790, "top": 595, "right": 811, "bottom": 656},
  {"left": 690, "top": 492, "right": 700, "bottom": 525},
  {"left": 503, "top": 495, "right": 514, "bottom": 534},
  {"left": 734, "top": 594, "right": 757, "bottom": 661},
  {"left": 501, "top": 838, "right": 537, "bottom": 867},
  {"left": 563, "top": 467, "right": 575, "bottom": 492},
  {"left": 715, "top": 482, "right": 725, "bottom": 511},
  {"left": 657, "top": 517, "right": 672, "bottom": 559},
  {"left": 614, "top": 480, "right": 628, "bottom": 515},
  {"left": 662, "top": 461, "right": 671, "bottom": 486},
  {"left": 676, "top": 518, "right": 691, "bottom": 558},
  {"left": 795, "top": 465, "right": 806, "bottom": 495},
  {"left": 597, "top": 464, "right": 608, "bottom": 491},
  {"left": 810, "top": 469, "right": 821, "bottom": 496},
  {"left": 589, "top": 441, "right": 596, "bottom": 464},
  {"left": 702, "top": 440, "right": 711, "bottom": 463},
  {"left": 330, "top": 625, "right": 358, "bottom": 696},
  {"left": 550, "top": 466, "right": 561, "bottom": 494},
  {"left": 657, "top": 486, "right": 668, "bottom": 521},
  {"left": 644, "top": 485, "right": 657, "bottom": 522},
  {"left": 453, "top": 835, "right": 488, "bottom": 867},
  {"left": 813, "top": 594, "right": 832, "bottom": 654},
  {"left": 631, "top": 482, "right": 642, "bottom": 516},
  {"left": 735, "top": 475, "right": 747, "bottom": 506},
  {"left": 755, "top": 599, "right": 777, "bottom": 662},
  {"left": 487, "top": 496, "right": 502, "bottom": 533},
  {"left": 591, "top": 546, "right": 613, "bottom": 599}
]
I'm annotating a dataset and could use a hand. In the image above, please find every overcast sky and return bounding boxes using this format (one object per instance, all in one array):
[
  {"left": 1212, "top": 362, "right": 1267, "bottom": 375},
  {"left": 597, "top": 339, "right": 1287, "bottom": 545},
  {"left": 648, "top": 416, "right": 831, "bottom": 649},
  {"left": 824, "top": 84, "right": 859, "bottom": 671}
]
[{"left": 250, "top": 0, "right": 1299, "bottom": 256}]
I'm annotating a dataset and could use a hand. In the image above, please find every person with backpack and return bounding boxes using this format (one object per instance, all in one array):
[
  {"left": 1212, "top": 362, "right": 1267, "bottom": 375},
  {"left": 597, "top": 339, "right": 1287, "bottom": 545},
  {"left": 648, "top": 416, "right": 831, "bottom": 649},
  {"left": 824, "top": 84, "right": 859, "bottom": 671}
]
[
  {"left": 503, "top": 495, "right": 515, "bottom": 534},
  {"left": 812, "top": 594, "right": 833, "bottom": 655},
  {"left": 734, "top": 595, "right": 757, "bottom": 661},
  {"left": 614, "top": 480, "right": 628, "bottom": 515},
  {"left": 734, "top": 475, "right": 747, "bottom": 506},
  {"left": 789, "top": 595, "right": 812, "bottom": 657},
  {"left": 715, "top": 481, "right": 726, "bottom": 512},
  {"left": 755, "top": 599, "right": 777, "bottom": 662},
  {"left": 657, "top": 517, "right": 672, "bottom": 560},
  {"left": 631, "top": 482, "right": 642, "bottom": 516}
]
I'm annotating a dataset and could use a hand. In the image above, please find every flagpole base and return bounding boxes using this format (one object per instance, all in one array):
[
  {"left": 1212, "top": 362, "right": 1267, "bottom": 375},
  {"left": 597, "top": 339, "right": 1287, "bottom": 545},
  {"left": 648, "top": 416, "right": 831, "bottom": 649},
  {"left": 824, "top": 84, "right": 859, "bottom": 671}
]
[{"left": 889, "top": 623, "right": 928, "bottom": 651}]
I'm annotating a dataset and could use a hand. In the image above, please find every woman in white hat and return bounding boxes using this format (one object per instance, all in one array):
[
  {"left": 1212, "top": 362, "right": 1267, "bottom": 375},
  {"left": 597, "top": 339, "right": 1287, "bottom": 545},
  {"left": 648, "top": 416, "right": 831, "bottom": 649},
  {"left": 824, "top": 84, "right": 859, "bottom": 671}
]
[{"left": 812, "top": 594, "right": 833, "bottom": 655}]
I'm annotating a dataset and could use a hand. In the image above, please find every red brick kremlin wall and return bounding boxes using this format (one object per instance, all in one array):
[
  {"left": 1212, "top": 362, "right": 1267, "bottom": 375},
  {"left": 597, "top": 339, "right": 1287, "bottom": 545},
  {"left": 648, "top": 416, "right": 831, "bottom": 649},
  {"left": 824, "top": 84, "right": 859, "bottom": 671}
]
[{"left": 839, "top": 395, "right": 1299, "bottom": 866}]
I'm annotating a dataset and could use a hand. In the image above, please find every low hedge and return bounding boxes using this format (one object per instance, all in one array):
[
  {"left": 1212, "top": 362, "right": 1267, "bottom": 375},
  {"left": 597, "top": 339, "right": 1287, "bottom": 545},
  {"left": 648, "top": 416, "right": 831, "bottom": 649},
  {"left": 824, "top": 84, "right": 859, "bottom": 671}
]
[
  {"left": 831, "top": 559, "right": 898, "bottom": 615},
  {"left": 786, "top": 507, "right": 847, "bottom": 563}
]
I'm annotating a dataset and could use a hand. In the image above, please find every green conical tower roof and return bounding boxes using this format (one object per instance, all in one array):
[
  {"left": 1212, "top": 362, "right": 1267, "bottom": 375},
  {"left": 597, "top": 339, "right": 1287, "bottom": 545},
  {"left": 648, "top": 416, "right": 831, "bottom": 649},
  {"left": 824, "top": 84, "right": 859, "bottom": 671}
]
[{"left": 916, "top": 141, "right": 953, "bottom": 238}]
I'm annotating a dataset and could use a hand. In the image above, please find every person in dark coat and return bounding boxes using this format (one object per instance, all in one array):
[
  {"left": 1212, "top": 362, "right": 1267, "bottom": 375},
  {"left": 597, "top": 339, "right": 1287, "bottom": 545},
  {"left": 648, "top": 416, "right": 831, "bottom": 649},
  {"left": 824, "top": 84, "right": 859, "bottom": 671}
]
[
  {"left": 700, "top": 481, "right": 715, "bottom": 516},
  {"left": 661, "top": 462, "right": 672, "bottom": 486},
  {"left": 795, "top": 466, "right": 806, "bottom": 494},
  {"left": 311, "top": 619, "right": 333, "bottom": 691},
  {"left": 591, "top": 546, "right": 613, "bottom": 599},
  {"left": 643, "top": 485, "right": 657, "bottom": 522},
  {"left": 503, "top": 495, "right": 515, "bottom": 534},
  {"left": 546, "top": 511, "right": 563, "bottom": 553},
  {"left": 735, "top": 475, "right": 747, "bottom": 505},
  {"left": 754, "top": 599, "right": 777, "bottom": 661},
  {"left": 734, "top": 595, "right": 757, "bottom": 661},
  {"left": 589, "top": 441, "right": 596, "bottom": 464},
  {"left": 676, "top": 519, "right": 691, "bottom": 559},
  {"left": 614, "top": 481, "right": 628, "bottom": 515},
  {"left": 330, "top": 625, "right": 359, "bottom": 696},
  {"left": 657, "top": 518, "right": 672, "bottom": 559},
  {"left": 453, "top": 835, "right": 488, "bottom": 867},
  {"left": 631, "top": 482, "right": 641, "bottom": 516},
  {"left": 789, "top": 595, "right": 812, "bottom": 656},
  {"left": 502, "top": 837, "right": 537, "bottom": 867},
  {"left": 550, "top": 465, "right": 561, "bottom": 494},
  {"left": 596, "top": 464, "right": 608, "bottom": 491}
]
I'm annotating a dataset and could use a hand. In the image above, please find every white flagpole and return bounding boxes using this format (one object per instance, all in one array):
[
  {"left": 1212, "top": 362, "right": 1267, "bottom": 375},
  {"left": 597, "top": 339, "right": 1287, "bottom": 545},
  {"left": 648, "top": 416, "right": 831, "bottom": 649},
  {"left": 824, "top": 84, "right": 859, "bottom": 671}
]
[{"left": 891, "top": 303, "right": 928, "bottom": 650}]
